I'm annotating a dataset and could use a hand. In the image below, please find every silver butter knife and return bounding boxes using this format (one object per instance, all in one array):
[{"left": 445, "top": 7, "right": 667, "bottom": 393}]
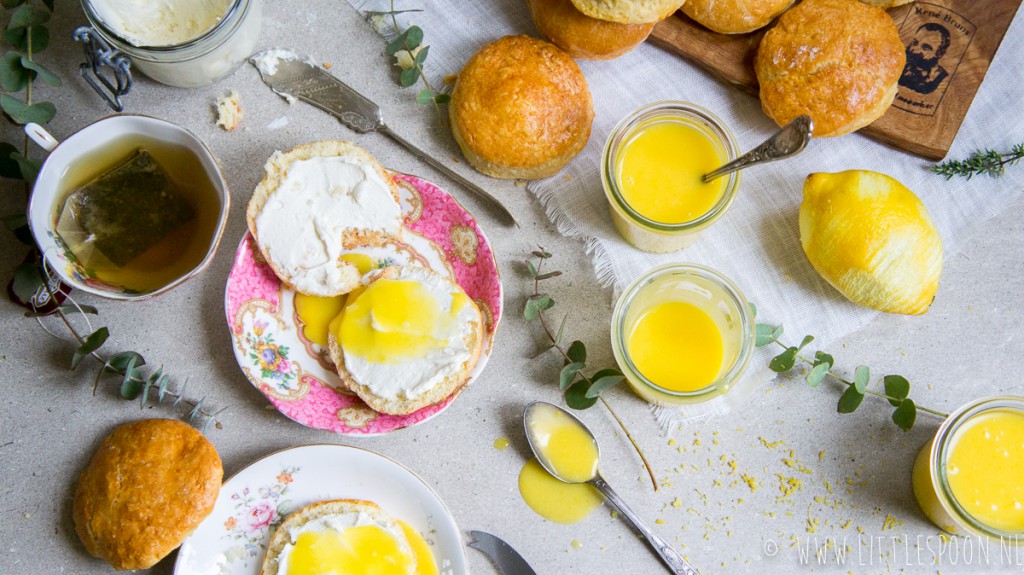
[
  {"left": 468, "top": 530, "right": 538, "bottom": 575},
  {"left": 250, "top": 50, "right": 517, "bottom": 226}
]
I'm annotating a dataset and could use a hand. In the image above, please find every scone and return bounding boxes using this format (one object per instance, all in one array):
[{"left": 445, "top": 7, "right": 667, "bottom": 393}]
[
  {"left": 73, "top": 419, "right": 222, "bottom": 570},
  {"left": 261, "top": 500, "right": 433, "bottom": 575},
  {"left": 529, "top": 0, "right": 655, "bottom": 60},
  {"left": 328, "top": 266, "right": 483, "bottom": 415},
  {"left": 449, "top": 35, "right": 593, "bottom": 179},
  {"left": 754, "top": 0, "right": 905, "bottom": 137},
  {"left": 570, "top": 0, "right": 684, "bottom": 23},
  {"left": 682, "top": 0, "right": 795, "bottom": 34},
  {"left": 247, "top": 141, "right": 403, "bottom": 296}
]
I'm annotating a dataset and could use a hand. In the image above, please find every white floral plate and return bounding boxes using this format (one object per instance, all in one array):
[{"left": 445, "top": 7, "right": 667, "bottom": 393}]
[{"left": 173, "top": 444, "right": 468, "bottom": 575}]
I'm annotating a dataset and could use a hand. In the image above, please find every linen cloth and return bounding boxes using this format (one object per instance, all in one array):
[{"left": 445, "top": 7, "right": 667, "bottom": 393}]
[{"left": 348, "top": 0, "right": 1024, "bottom": 426}]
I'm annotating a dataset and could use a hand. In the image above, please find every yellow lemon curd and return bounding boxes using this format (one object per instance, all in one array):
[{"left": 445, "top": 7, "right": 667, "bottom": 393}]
[
  {"left": 528, "top": 403, "right": 599, "bottom": 482},
  {"left": 518, "top": 459, "right": 603, "bottom": 524},
  {"left": 286, "top": 521, "right": 437, "bottom": 575},
  {"left": 625, "top": 301, "right": 724, "bottom": 393},
  {"left": 616, "top": 119, "right": 726, "bottom": 225},
  {"left": 945, "top": 410, "right": 1024, "bottom": 532},
  {"left": 294, "top": 254, "right": 377, "bottom": 346}
]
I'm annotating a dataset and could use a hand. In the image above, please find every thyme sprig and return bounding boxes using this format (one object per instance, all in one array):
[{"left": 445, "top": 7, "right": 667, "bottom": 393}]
[
  {"left": 524, "top": 248, "right": 658, "bottom": 491},
  {"left": 13, "top": 264, "right": 224, "bottom": 432},
  {"left": 753, "top": 306, "right": 947, "bottom": 430},
  {"left": 931, "top": 143, "right": 1024, "bottom": 180}
]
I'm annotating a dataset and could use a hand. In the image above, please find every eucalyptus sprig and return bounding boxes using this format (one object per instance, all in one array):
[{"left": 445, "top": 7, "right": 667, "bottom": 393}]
[
  {"left": 753, "top": 305, "right": 947, "bottom": 430},
  {"left": 13, "top": 264, "right": 224, "bottom": 432},
  {"left": 931, "top": 143, "right": 1024, "bottom": 180},
  {"left": 367, "top": 2, "right": 450, "bottom": 118},
  {"left": 524, "top": 248, "right": 658, "bottom": 491}
]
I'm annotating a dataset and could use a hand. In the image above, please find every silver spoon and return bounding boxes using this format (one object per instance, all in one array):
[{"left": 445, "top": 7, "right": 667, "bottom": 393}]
[
  {"left": 523, "top": 401, "right": 699, "bottom": 575},
  {"left": 703, "top": 115, "right": 814, "bottom": 183}
]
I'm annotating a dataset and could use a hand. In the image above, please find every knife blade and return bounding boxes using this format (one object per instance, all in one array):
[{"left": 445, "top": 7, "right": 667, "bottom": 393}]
[
  {"left": 468, "top": 530, "right": 538, "bottom": 575},
  {"left": 250, "top": 50, "right": 517, "bottom": 226}
]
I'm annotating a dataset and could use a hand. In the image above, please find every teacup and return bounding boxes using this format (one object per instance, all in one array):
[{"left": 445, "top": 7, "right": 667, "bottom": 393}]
[{"left": 26, "top": 115, "right": 230, "bottom": 300}]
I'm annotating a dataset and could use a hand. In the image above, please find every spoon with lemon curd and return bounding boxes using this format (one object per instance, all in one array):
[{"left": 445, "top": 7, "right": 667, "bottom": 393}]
[
  {"left": 523, "top": 402, "right": 698, "bottom": 575},
  {"left": 702, "top": 115, "right": 813, "bottom": 183}
]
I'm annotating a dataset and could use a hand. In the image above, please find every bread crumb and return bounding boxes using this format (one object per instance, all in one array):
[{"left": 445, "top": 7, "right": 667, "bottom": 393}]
[
  {"left": 323, "top": 62, "right": 333, "bottom": 69},
  {"left": 215, "top": 89, "right": 243, "bottom": 131}
]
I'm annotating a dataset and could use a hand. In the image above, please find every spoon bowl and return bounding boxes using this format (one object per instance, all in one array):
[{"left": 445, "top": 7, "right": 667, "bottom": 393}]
[{"left": 522, "top": 401, "right": 699, "bottom": 575}]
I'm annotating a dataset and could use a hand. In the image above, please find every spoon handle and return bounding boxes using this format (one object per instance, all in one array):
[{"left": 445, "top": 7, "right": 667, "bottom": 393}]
[
  {"left": 591, "top": 475, "right": 699, "bottom": 575},
  {"left": 702, "top": 114, "right": 813, "bottom": 183}
]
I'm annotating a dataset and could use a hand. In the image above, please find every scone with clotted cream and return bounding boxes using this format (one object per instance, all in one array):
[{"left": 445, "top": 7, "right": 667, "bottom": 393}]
[
  {"left": 327, "top": 265, "right": 483, "bottom": 415},
  {"left": 247, "top": 141, "right": 403, "bottom": 296}
]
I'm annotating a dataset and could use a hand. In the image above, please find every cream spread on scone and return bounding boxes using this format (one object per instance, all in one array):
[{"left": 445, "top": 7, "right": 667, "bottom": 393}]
[
  {"left": 253, "top": 154, "right": 402, "bottom": 295},
  {"left": 340, "top": 266, "right": 479, "bottom": 400}
]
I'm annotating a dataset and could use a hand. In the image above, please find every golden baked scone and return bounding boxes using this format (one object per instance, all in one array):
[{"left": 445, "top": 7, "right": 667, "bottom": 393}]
[
  {"left": 754, "top": 0, "right": 905, "bottom": 137},
  {"left": 73, "top": 419, "right": 222, "bottom": 570},
  {"left": 529, "top": 0, "right": 655, "bottom": 60},
  {"left": 570, "top": 0, "right": 684, "bottom": 23},
  {"left": 682, "top": 0, "right": 794, "bottom": 34},
  {"left": 449, "top": 35, "right": 593, "bottom": 179},
  {"left": 246, "top": 141, "right": 403, "bottom": 296},
  {"left": 328, "top": 266, "right": 484, "bottom": 415}
]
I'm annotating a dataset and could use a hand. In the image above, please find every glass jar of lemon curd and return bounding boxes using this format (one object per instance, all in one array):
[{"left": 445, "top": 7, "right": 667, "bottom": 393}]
[
  {"left": 913, "top": 396, "right": 1024, "bottom": 542},
  {"left": 602, "top": 102, "right": 740, "bottom": 253},
  {"left": 611, "top": 264, "right": 754, "bottom": 405}
]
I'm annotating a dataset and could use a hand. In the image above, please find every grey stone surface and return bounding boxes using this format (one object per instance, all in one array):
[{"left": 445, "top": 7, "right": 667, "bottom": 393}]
[{"left": 1, "top": 1, "right": 1023, "bottom": 574}]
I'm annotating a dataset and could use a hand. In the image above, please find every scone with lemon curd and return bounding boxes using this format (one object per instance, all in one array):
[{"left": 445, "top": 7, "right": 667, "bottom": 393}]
[
  {"left": 570, "top": 0, "right": 684, "bottom": 24},
  {"left": 328, "top": 266, "right": 483, "bottom": 415},
  {"left": 247, "top": 141, "right": 403, "bottom": 297},
  {"left": 261, "top": 499, "right": 437, "bottom": 575}
]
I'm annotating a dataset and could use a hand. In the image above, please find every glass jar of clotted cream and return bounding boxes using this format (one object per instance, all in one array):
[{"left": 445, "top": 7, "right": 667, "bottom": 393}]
[
  {"left": 611, "top": 264, "right": 754, "bottom": 405},
  {"left": 78, "top": 0, "right": 262, "bottom": 91},
  {"left": 912, "top": 396, "right": 1024, "bottom": 542},
  {"left": 602, "top": 102, "right": 740, "bottom": 253}
]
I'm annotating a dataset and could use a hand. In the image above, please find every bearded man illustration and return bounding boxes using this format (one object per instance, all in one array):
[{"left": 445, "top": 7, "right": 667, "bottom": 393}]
[{"left": 900, "top": 23, "right": 952, "bottom": 95}]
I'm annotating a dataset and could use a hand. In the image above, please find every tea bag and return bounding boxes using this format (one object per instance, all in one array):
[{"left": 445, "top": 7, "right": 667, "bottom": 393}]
[{"left": 56, "top": 149, "right": 195, "bottom": 267}]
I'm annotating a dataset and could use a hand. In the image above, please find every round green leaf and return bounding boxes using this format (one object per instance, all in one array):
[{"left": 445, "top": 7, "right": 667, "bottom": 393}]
[
  {"left": 0, "top": 51, "right": 30, "bottom": 92},
  {"left": 854, "top": 365, "right": 870, "bottom": 393},
  {"left": 20, "top": 56, "right": 60, "bottom": 86},
  {"left": 9, "top": 5, "right": 50, "bottom": 27},
  {"left": 806, "top": 363, "right": 829, "bottom": 387},
  {"left": 566, "top": 380, "right": 599, "bottom": 410},
  {"left": 559, "top": 362, "right": 584, "bottom": 390},
  {"left": 769, "top": 347, "right": 797, "bottom": 372},
  {"left": 567, "top": 340, "right": 586, "bottom": 364},
  {"left": 398, "top": 67, "right": 418, "bottom": 87},
  {"left": 892, "top": 399, "right": 917, "bottom": 431},
  {"left": 1, "top": 94, "right": 55, "bottom": 124},
  {"left": 405, "top": 25, "right": 424, "bottom": 49},
  {"left": 837, "top": 385, "right": 865, "bottom": 413},
  {"left": 585, "top": 374, "right": 624, "bottom": 398},
  {"left": 884, "top": 375, "right": 910, "bottom": 407}
]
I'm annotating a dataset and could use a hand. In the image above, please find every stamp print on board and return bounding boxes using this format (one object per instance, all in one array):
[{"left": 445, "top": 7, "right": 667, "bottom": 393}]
[{"left": 894, "top": 2, "right": 976, "bottom": 117}]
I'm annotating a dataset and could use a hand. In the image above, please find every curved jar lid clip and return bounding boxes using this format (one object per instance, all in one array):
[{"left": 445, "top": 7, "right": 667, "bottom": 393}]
[{"left": 72, "top": 27, "right": 132, "bottom": 112}]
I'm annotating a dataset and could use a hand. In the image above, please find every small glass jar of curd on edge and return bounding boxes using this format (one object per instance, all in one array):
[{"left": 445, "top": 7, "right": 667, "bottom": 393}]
[
  {"left": 611, "top": 264, "right": 754, "bottom": 405},
  {"left": 602, "top": 101, "right": 740, "bottom": 253},
  {"left": 912, "top": 396, "right": 1024, "bottom": 542}
]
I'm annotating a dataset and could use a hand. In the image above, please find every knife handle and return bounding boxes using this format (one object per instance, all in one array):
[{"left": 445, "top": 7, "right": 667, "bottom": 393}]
[
  {"left": 380, "top": 126, "right": 519, "bottom": 227},
  {"left": 591, "top": 475, "right": 700, "bottom": 575}
]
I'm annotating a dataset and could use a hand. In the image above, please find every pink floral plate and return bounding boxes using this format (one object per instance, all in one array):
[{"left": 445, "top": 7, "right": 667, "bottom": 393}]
[
  {"left": 173, "top": 444, "right": 469, "bottom": 575},
  {"left": 224, "top": 173, "right": 503, "bottom": 435}
]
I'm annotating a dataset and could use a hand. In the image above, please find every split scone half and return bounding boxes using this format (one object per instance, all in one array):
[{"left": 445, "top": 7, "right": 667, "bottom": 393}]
[
  {"left": 328, "top": 265, "right": 484, "bottom": 415},
  {"left": 247, "top": 140, "right": 403, "bottom": 296}
]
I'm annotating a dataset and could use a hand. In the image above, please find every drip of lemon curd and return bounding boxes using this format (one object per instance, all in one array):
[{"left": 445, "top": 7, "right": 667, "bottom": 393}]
[
  {"left": 337, "top": 277, "right": 472, "bottom": 364},
  {"left": 945, "top": 410, "right": 1024, "bottom": 532},
  {"left": 518, "top": 459, "right": 604, "bottom": 524},
  {"left": 399, "top": 521, "right": 439, "bottom": 575},
  {"left": 616, "top": 119, "right": 726, "bottom": 224},
  {"left": 626, "top": 301, "right": 724, "bottom": 392},
  {"left": 294, "top": 254, "right": 378, "bottom": 347},
  {"left": 527, "top": 403, "right": 599, "bottom": 482},
  {"left": 285, "top": 524, "right": 415, "bottom": 575}
]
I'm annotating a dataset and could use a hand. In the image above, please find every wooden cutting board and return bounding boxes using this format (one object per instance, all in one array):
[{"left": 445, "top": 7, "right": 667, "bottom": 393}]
[{"left": 649, "top": 0, "right": 1022, "bottom": 160}]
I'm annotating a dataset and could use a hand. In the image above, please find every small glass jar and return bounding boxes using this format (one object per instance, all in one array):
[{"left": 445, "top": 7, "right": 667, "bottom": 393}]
[
  {"left": 602, "top": 102, "right": 740, "bottom": 254},
  {"left": 79, "top": 0, "right": 263, "bottom": 89},
  {"left": 610, "top": 264, "right": 754, "bottom": 405},
  {"left": 912, "top": 396, "right": 1024, "bottom": 542}
]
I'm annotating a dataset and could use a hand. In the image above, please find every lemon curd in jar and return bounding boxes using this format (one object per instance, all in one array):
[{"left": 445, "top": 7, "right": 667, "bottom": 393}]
[
  {"left": 612, "top": 264, "right": 753, "bottom": 405},
  {"left": 602, "top": 102, "right": 739, "bottom": 253},
  {"left": 912, "top": 396, "right": 1024, "bottom": 540}
]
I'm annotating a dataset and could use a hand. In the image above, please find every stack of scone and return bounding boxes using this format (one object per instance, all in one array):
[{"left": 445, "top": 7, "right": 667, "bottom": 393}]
[{"left": 248, "top": 141, "right": 484, "bottom": 416}]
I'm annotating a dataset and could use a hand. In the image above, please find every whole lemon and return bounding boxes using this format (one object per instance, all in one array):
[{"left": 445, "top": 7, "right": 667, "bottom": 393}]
[{"left": 799, "top": 170, "right": 943, "bottom": 315}]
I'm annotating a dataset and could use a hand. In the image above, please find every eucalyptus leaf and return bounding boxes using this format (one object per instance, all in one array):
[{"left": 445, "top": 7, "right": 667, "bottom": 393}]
[
  {"left": 20, "top": 56, "right": 60, "bottom": 86},
  {"left": 0, "top": 142, "right": 19, "bottom": 178},
  {"left": 398, "top": 67, "right": 418, "bottom": 87},
  {"left": 530, "top": 344, "right": 554, "bottom": 359},
  {"left": 526, "top": 260, "right": 538, "bottom": 278},
  {"left": 1, "top": 95, "right": 55, "bottom": 124},
  {"left": 884, "top": 375, "right": 910, "bottom": 407},
  {"left": 433, "top": 93, "right": 450, "bottom": 104},
  {"left": 119, "top": 356, "right": 141, "bottom": 399},
  {"left": 415, "top": 88, "right": 433, "bottom": 105},
  {"left": 554, "top": 313, "right": 568, "bottom": 344},
  {"left": 413, "top": 44, "right": 429, "bottom": 64},
  {"left": 405, "top": 25, "right": 423, "bottom": 49},
  {"left": 385, "top": 29, "right": 410, "bottom": 55},
  {"left": 837, "top": 385, "right": 865, "bottom": 413},
  {"left": 523, "top": 298, "right": 539, "bottom": 321},
  {"left": 567, "top": 340, "right": 586, "bottom": 364},
  {"left": 9, "top": 5, "right": 50, "bottom": 27},
  {"left": 0, "top": 51, "right": 29, "bottom": 92},
  {"left": 531, "top": 250, "right": 552, "bottom": 259},
  {"left": 769, "top": 347, "right": 797, "bottom": 373},
  {"left": 12, "top": 262, "right": 42, "bottom": 302},
  {"left": 157, "top": 374, "right": 171, "bottom": 401},
  {"left": 585, "top": 374, "right": 624, "bottom": 398},
  {"left": 559, "top": 361, "right": 584, "bottom": 390},
  {"left": 537, "top": 294, "right": 554, "bottom": 311},
  {"left": 25, "top": 303, "right": 98, "bottom": 317},
  {"left": 72, "top": 327, "right": 109, "bottom": 370},
  {"left": 892, "top": 398, "right": 917, "bottom": 431},
  {"left": 755, "top": 324, "right": 776, "bottom": 347},
  {"left": 854, "top": 365, "right": 870, "bottom": 394},
  {"left": 1, "top": 0, "right": 27, "bottom": 9},
  {"left": 771, "top": 325, "right": 783, "bottom": 342},
  {"left": 189, "top": 397, "right": 206, "bottom": 422},
  {"left": 813, "top": 351, "right": 834, "bottom": 369},
  {"left": 174, "top": 378, "right": 189, "bottom": 407},
  {"left": 535, "top": 271, "right": 562, "bottom": 280},
  {"left": 4, "top": 26, "right": 48, "bottom": 53},
  {"left": 11, "top": 152, "right": 38, "bottom": 182},
  {"left": 806, "top": 363, "right": 829, "bottom": 388},
  {"left": 798, "top": 335, "right": 814, "bottom": 351},
  {"left": 105, "top": 351, "right": 146, "bottom": 373},
  {"left": 565, "top": 380, "right": 598, "bottom": 410},
  {"left": 748, "top": 302, "right": 757, "bottom": 318}
]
